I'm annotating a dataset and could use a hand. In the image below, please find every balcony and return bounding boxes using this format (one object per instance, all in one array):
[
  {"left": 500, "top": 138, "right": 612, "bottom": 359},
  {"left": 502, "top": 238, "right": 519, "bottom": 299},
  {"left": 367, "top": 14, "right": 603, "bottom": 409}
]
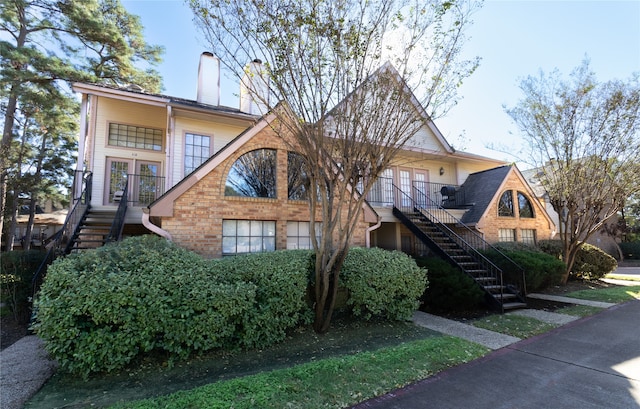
[{"left": 366, "top": 177, "right": 466, "bottom": 209}]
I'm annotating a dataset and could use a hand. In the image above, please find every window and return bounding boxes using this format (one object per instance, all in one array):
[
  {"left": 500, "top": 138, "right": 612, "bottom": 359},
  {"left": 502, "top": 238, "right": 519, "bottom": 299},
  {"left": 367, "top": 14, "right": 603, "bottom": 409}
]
[
  {"left": 222, "top": 220, "right": 276, "bottom": 255},
  {"left": 498, "top": 191, "right": 514, "bottom": 217},
  {"left": 517, "top": 192, "right": 535, "bottom": 218},
  {"left": 108, "top": 123, "right": 163, "bottom": 151},
  {"left": 288, "top": 152, "right": 309, "bottom": 200},
  {"left": 498, "top": 228, "right": 515, "bottom": 242},
  {"left": 286, "top": 221, "right": 321, "bottom": 249},
  {"left": 184, "top": 133, "right": 211, "bottom": 175},
  {"left": 521, "top": 229, "right": 536, "bottom": 245},
  {"left": 225, "top": 149, "right": 277, "bottom": 198}
]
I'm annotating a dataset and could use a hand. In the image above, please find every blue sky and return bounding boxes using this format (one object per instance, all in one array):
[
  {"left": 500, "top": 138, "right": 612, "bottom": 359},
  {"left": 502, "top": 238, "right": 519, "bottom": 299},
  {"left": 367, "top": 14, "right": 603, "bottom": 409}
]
[{"left": 122, "top": 0, "right": 640, "bottom": 166}]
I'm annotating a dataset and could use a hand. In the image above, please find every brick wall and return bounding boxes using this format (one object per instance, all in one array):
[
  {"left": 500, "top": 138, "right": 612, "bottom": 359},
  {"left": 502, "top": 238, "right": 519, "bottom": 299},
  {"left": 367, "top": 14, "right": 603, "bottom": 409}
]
[
  {"left": 160, "top": 125, "right": 369, "bottom": 258},
  {"left": 478, "top": 172, "right": 555, "bottom": 244}
]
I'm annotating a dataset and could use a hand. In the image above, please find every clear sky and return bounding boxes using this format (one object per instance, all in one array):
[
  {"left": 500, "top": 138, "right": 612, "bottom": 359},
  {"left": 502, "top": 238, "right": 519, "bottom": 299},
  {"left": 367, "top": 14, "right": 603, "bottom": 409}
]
[{"left": 122, "top": 0, "right": 640, "bottom": 167}]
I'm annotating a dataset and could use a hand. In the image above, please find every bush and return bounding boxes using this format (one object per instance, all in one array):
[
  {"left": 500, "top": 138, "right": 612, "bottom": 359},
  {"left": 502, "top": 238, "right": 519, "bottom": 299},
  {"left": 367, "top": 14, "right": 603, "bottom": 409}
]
[
  {"left": 414, "top": 257, "right": 484, "bottom": 312},
  {"left": 34, "top": 236, "right": 312, "bottom": 377},
  {"left": 210, "top": 250, "right": 314, "bottom": 349},
  {"left": 484, "top": 249, "right": 565, "bottom": 292},
  {"left": 537, "top": 240, "right": 563, "bottom": 259},
  {"left": 1, "top": 250, "right": 46, "bottom": 323},
  {"left": 340, "top": 247, "right": 427, "bottom": 321},
  {"left": 620, "top": 242, "right": 640, "bottom": 260},
  {"left": 572, "top": 243, "right": 618, "bottom": 279}
]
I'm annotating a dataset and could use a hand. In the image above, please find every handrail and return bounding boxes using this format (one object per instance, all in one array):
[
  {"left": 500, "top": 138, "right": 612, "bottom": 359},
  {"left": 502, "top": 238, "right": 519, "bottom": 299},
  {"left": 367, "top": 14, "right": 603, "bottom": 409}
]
[
  {"left": 106, "top": 177, "right": 128, "bottom": 243},
  {"left": 32, "top": 171, "right": 93, "bottom": 295},
  {"left": 397, "top": 183, "right": 526, "bottom": 298},
  {"left": 367, "top": 177, "right": 465, "bottom": 208}
]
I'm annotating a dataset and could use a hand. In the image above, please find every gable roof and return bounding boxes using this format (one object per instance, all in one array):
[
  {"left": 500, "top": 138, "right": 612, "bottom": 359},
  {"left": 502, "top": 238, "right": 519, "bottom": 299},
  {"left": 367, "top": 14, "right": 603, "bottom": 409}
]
[
  {"left": 324, "top": 62, "right": 455, "bottom": 154},
  {"left": 460, "top": 165, "right": 512, "bottom": 225}
]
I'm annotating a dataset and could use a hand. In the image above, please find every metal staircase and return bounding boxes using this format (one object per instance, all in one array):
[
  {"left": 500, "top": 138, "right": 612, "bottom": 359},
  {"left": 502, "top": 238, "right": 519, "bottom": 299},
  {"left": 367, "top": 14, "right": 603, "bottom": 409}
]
[{"left": 392, "top": 184, "right": 527, "bottom": 312}]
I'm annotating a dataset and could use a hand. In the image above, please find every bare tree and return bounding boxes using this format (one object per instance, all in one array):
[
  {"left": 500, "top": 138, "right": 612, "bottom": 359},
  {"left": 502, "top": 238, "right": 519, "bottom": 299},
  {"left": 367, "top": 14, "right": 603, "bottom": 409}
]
[
  {"left": 506, "top": 59, "right": 640, "bottom": 283},
  {"left": 190, "top": 0, "right": 480, "bottom": 332}
]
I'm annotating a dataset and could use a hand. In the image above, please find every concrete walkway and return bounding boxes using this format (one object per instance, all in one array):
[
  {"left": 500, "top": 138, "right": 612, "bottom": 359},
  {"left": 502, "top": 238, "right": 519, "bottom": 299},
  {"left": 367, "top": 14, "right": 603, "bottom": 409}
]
[{"left": 0, "top": 336, "right": 57, "bottom": 409}]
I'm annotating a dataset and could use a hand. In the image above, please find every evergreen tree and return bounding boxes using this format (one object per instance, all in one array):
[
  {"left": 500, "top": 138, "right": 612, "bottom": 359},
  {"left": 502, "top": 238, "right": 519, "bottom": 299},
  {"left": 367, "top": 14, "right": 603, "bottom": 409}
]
[{"left": 1, "top": 0, "right": 164, "bottom": 248}]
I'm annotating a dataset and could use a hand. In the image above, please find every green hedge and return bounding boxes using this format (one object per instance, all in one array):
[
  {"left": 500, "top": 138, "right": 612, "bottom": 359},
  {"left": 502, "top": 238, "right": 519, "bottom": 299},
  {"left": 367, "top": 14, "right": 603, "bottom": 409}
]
[
  {"left": 414, "top": 257, "right": 484, "bottom": 312},
  {"left": 538, "top": 240, "right": 618, "bottom": 279},
  {"left": 34, "top": 238, "right": 425, "bottom": 377},
  {"left": 572, "top": 243, "right": 618, "bottom": 279},
  {"left": 341, "top": 247, "right": 427, "bottom": 320},
  {"left": 34, "top": 236, "right": 311, "bottom": 377},
  {"left": 484, "top": 248, "right": 565, "bottom": 292}
]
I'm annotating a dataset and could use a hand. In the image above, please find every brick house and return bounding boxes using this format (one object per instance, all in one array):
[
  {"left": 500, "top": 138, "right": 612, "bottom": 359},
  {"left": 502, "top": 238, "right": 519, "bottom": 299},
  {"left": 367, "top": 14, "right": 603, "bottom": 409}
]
[{"left": 65, "top": 53, "right": 556, "bottom": 309}]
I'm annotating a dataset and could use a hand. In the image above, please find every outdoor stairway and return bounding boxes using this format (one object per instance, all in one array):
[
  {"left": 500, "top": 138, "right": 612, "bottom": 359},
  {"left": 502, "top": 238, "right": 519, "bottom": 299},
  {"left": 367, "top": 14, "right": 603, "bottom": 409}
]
[
  {"left": 394, "top": 207, "right": 527, "bottom": 312},
  {"left": 70, "top": 208, "right": 118, "bottom": 252}
]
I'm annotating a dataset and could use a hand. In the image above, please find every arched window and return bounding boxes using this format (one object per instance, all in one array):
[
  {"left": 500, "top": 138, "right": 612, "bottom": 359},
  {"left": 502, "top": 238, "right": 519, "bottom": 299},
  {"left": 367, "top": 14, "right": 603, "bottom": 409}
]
[
  {"left": 498, "top": 190, "right": 514, "bottom": 217},
  {"left": 288, "top": 152, "right": 310, "bottom": 200},
  {"left": 517, "top": 192, "right": 535, "bottom": 218},
  {"left": 225, "top": 149, "right": 277, "bottom": 198}
]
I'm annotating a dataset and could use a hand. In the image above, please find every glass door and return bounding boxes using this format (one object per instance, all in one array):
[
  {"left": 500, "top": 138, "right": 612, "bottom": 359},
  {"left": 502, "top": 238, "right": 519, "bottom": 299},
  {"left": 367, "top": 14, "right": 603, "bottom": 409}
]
[
  {"left": 134, "top": 161, "right": 161, "bottom": 206},
  {"left": 105, "top": 158, "right": 131, "bottom": 205}
]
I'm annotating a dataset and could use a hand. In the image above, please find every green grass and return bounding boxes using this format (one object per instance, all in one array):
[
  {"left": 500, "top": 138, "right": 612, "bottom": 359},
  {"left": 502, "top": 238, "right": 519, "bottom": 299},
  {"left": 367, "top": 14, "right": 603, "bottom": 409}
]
[
  {"left": 110, "top": 336, "right": 489, "bottom": 409},
  {"left": 555, "top": 304, "right": 604, "bottom": 317},
  {"left": 565, "top": 285, "right": 640, "bottom": 303},
  {"left": 471, "top": 315, "right": 556, "bottom": 338}
]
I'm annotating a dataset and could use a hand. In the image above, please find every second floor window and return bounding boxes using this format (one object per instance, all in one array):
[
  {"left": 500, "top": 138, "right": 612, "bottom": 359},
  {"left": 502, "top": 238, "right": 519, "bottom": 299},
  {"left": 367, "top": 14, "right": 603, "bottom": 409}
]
[
  {"left": 498, "top": 191, "right": 514, "bottom": 217},
  {"left": 108, "top": 123, "right": 163, "bottom": 151},
  {"left": 184, "top": 133, "right": 211, "bottom": 175},
  {"left": 225, "top": 149, "right": 277, "bottom": 198},
  {"left": 518, "top": 192, "right": 535, "bottom": 218}
]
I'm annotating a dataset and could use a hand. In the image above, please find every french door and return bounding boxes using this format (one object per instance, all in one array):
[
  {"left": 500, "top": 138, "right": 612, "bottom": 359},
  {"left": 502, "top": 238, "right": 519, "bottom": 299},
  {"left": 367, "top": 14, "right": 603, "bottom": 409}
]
[{"left": 105, "top": 158, "right": 161, "bottom": 206}]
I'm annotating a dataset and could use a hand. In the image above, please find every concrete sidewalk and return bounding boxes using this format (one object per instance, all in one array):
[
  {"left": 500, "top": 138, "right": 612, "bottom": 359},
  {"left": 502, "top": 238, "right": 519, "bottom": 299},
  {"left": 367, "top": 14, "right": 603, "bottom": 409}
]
[
  {"left": 0, "top": 336, "right": 57, "bottom": 409},
  {"left": 355, "top": 300, "right": 640, "bottom": 409}
]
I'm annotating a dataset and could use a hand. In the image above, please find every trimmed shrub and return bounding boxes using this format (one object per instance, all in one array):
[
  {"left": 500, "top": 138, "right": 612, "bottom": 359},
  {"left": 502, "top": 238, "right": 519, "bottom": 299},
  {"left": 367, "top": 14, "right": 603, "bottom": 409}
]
[
  {"left": 415, "top": 257, "right": 484, "bottom": 312},
  {"left": 537, "top": 240, "right": 563, "bottom": 259},
  {"left": 340, "top": 247, "right": 427, "bottom": 321},
  {"left": 210, "top": 250, "right": 314, "bottom": 349},
  {"left": 619, "top": 242, "right": 640, "bottom": 260},
  {"left": 484, "top": 249, "right": 565, "bottom": 292},
  {"left": 34, "top": 236, "right": 257, "bottom": 377},
  {"left": 572, "top": 243, "right": 618, "bottom": 279},
  {"left": 1, "top": 250, "right": 46, "bottom": 323}
]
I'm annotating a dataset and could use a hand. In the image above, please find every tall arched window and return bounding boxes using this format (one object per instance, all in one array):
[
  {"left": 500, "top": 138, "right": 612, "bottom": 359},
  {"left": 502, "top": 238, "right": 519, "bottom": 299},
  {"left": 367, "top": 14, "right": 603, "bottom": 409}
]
[
  {"left": 225, "top": 149, "right": 277, "bottom": 198},
  {"left": 517, "top": 192, "right": 535, "bottom": 218},
  {"left": 288, "top": 152, "right": 309, "bottom": 200},
  {"left": 498, "top": 190, "right": 514, "bottom": 217}
]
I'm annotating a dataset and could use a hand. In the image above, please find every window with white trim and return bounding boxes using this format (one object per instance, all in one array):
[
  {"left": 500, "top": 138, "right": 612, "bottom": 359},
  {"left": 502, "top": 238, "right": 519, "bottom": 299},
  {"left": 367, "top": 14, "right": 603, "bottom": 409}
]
[
  {"left": 184, "top": 133, "right": 211, "bottom": 175},
  {"left": 498, "top": 228, "right": 516, "bottom": 242},
  {"left": 286, "top": 221, "right": 321, "bottom": 249},
  {"left": 108, "top": 123, "right": 163, "bottom": 151},
  {"left": 222, "top": 220, "right": 276, "bottom": 255}
]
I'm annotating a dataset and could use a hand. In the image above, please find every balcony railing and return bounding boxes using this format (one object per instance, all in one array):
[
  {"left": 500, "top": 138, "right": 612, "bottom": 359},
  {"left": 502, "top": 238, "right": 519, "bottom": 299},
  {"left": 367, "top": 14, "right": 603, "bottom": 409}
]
[
  {"left": 366, "top": 177, "right": 466, "bottom": 208},
  {"left": 112, "top": 174, "right": 165, "bottom": 206}
]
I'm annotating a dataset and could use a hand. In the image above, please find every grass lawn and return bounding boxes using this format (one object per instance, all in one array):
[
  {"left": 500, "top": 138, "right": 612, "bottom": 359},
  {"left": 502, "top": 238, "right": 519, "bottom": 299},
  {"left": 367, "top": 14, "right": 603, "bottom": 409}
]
[
  {"left": 565, "top": 285, "right": 640, "bottom": 303},
  {"left": 554, "top": 304, "right": 604, "bottom": 317},
  {"left": 470, "top": 314, "right": 556, "bottom": 338},
  {"left": 111, "top": 336, "right": 488, "bottom": 409}
]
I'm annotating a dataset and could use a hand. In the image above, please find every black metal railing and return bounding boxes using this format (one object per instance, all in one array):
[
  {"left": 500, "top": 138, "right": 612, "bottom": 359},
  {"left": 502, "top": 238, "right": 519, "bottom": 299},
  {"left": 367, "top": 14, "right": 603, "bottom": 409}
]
[
  {"left": 367, "top": 177, "right": 466, "bottom": 208},
  {"left": 393, "top": 184, "right": 527, "bottom": 304},
  {"left": 32, "top": 171, "right": 93, "bottom": 295},
  {"left": 106, "top": 177, "right": 128, "bottom": 243}
]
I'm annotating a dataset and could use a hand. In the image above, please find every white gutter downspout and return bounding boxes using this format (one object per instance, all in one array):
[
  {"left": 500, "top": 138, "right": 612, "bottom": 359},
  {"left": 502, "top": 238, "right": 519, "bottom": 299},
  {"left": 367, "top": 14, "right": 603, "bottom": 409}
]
[
  {"left": 366, "top": 217, "right": 382, "bottom": 248},
  {"left": 142, "top": 209, "right": 172, "bottom": 241}
]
